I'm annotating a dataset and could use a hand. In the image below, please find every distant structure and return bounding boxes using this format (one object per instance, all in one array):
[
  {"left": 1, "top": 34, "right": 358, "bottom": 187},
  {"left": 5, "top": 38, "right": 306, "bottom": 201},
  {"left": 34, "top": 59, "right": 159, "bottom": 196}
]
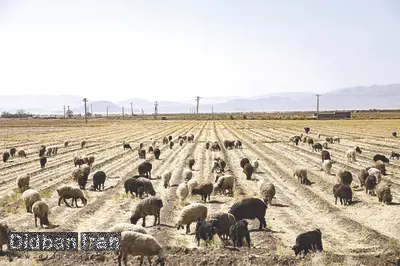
[
  {"left": 195, "top": 96, "right": 201, "bottom": 114},
  {"left": 316, "top": 94, "right": 321, "bottom": 120},
  {"left": 154, "top": 101, "right": 159, "bottom": 116},
  {"left": 130, "top": 103, "right": 133, "bottom": 116},
  {"left": 83, "top": 98, "right": 88, "bottom": 123},
  {"left": 312, "top": 111, "right": 351, "bottom": 120}
]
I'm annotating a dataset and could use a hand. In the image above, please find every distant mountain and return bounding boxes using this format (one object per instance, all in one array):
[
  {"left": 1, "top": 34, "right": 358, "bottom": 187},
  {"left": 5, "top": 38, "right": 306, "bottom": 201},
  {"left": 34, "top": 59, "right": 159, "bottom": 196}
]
[{"left": 0, "top": 83, "right": 399, "bottom": 114}]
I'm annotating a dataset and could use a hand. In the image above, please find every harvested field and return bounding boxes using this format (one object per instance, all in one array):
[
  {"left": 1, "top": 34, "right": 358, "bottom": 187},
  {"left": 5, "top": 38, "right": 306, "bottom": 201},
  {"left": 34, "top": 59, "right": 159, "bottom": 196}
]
[{"left": 1, "top": 119, "right": 400, "bottom": 266}]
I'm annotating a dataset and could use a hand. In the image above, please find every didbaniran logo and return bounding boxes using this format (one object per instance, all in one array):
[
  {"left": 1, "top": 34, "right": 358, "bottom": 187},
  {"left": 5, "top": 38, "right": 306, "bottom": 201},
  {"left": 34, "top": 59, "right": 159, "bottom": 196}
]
[{"left": 7, "top": 232, "right": 120, "bottom": 252}]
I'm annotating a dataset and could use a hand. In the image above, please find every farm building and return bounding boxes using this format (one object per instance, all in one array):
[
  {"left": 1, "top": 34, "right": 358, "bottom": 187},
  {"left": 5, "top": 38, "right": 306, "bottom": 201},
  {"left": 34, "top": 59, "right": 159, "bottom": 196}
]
[{"left": 312, "top": 111, "right": 351, "bottom": 120}]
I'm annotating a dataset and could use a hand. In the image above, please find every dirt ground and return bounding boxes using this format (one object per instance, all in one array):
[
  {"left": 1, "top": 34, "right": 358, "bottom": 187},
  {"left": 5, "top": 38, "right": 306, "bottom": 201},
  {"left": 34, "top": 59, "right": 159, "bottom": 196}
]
[{"left": 1, "top": 119, "right": 400, "bottom": 266}]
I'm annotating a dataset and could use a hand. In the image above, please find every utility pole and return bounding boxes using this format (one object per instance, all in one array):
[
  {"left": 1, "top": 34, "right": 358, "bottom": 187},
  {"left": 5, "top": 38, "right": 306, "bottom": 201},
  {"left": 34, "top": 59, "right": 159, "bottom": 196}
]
[
  {"left": 63, "top": 105, "right": 66, "bottom": 118},
  {"left": 316, "top": 94, "right": 321, "bottom": 120},
  {"left": 154, "top": 101, "right": 159, "bottom": 115},
  {"left": 106, "top": 106, "right": 108, "bottom": 117},
  {"left": 83, "top": 98, "right": 88, "bottom": 124},
  {"left": 130, "top": 103, "right": 133, "bottom": 116},
  {"left": 212, "top": 106, "right": 214, "bottom": 120},
  {"left": 90, "top": 104, "right": 93, "bottom": 116},
  {"left": 122, "top": 107, "right": 124, "bottom": 117},
  {"left": 195, "top": 96, "right": 201, "bottom": 114}
]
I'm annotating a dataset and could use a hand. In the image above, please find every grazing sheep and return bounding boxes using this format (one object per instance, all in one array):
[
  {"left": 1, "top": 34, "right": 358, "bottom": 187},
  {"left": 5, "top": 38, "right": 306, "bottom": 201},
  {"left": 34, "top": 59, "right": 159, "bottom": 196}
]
[
  {"left": 307, "top": 138, "right": 314, "bottom": 146},
  {"left": 32, "top": 200, "right": 50, "bottom": 227},
  {"left": 176, "top": 182, "right": 189, "bottom": 202},
  {"left": 326, "top": 137, "right": 333, "bottom": 144},
  {"left": 195, "top": 218, "right": 219, "bottom": 246},
  {"left": 139, "top": 142, "right": 144, "bottom": 149},
  {"left": 161, "top": 171, "right": 171, "bottom": 188},
  {"left": 138, "top": 162, "right": 152, "bottom": 178},
  {"left": 92, "top": 171, "right": 106, "bottom": 191},
  {"left": 392, "top": 132, "right": 397, "bottom": 137},
  {"left": 64, "top": 141, "right": 69, "bottom": 147},
  {"left": 312, "top": 143, "right": 323, "bottom": 152},
  {"left": 0, "top": 221, "right": 10, "bottom": 252},
  {"left": 293, "top": 167, "right": 311, "bottom": 185},
  {"left": 57, "top": 185, "right": 87, "bottom": 207},
  {"left": 169, "top": 141, "right": 174, "bottom": 149},
  {"left": 187, "top": 158, "right": 195, "bottom": 170},
  {"left": 229, "top": 198, "right": 267, "bottom": 230},
  {"left": 22, "top": 189, "right": 42, "bottom": 213},
  {"left": 138, "top": 149, "right": 146, "bottom": 159},
  {"left": 205, "top": 141, "right": 210, "bottom": 149},
  {"left": 73, "top": 156, "right": 85, "bottom": 167},
  {"left": 179, "top": 139, "right": 184, "bottom": 146},
  {"left": 302, "top": 136, "right": 308, "bottom": 143},
  {"left": 130, "top": 196, "right": 163, "bottom": 227},
  {"left": 39, "top": 156, "right": 47, "bottom": 168},
  {"left": 292, "top": 136, "right": 301, "bottom": 146},
  {"left": 390, "top": 151, "right": 400, "bottom": 160},
  {"left": 346, "top": 146, "right": 362, "bottom": 162},
  {"left": 209, "top": 212, "right": 236, "bottom": 240},
  {"left": 191, "top": 182, "right": 213, "bottom": 202},
  {"left": 211, "top": 142, "right": 221, "bottom": 151},
  {"left": 333, "top": 136, "right": 340, "bottom": 143},
  {"left": 322, "top": 142, "right": 329, "bottom": 149},
  {"left": 358, "top": 169, "right": 369, "bottom": 187},
  {"left": 239, "top": 158, "right": 249, "bottom": 169},
  {"left": 124, "top": 177, "right": 144, "bottom": 197},
  {"left": 304, "top": 127, "right": 310, "bottom": 134},
  {"left": 367, "top": 167, "right": 382, "bottom": 184},
  {"left": 183, "top": 169, "right": 193, "bottom": 181},
  {"left": 214, "top": 174, "right": 234, "bottom": 196},
  {"left": 85, "top": 155, "right": 95, "bottom": 167},
  {"left": 46, "top": 147, "right": 53, "bottom": 156},
  {"left": 292, "top": 229, "right": 323, "bottom": 257},
  {"left": 259, "top": 181, "right": 275, "bottom": 205},
  {"left": 211, "top": 158, "right": 226, "bottom": 173},
  {"left": 336, "top": 169, "right": 353, "bottom": 186},
  {"left": 175, "top": 203, "right": 208, "bottom": 234},
  {"left": 373, "top": 161, "right": 387, "bottom": 176},
  {"left": 243, "top": 163, "right": 254, "bottom": 180},
  {"left": 77, "top": 173, "right": 89, "bottom": 190},
  {"left": 373, "top": 154, "right": 390, "bottom": 164},
  {"left": 123, "top": 142, "right": 132, "bottom": 151},
  {"left": 16, "top": 174, "right": 30, "bottom": 192},
  {"left": 321, "top": 150, "right": 331, "bottom": 162},
  {"left": 162, "top": 137, "right": 168, "bottom": 145},
  {"left": 39, "top": 145, "right": 46, "bottom": 157},
  {"left": 81, "top": 140, "right": 86, "bottom": 148},
  {"left": 2, "top": 151, "right": 10, "bottom": 162},
  {"left": 230, "top": 219, "right": 251, "bottom": 248},
  {"left": 137, "top": 177, "right": 156, "bottom": 196},
  {"left": 118, "top": 231, "right": 165, "bottom": 266},
  {"left": 148, "top": 146, "right": 154, "bottom": 154},
  {"left": 17, "top": 150, "right": 27, "bottom": 158},
  {"left": 108, "top": 223, "right": 147, "bottom": 234},
  {"left": 321, "top": 159, "right": 333, "bottom": 175},
  {"left": 333, "top": 183, "right": 352, "bottom": 205},
  {"left": 9, "top": 147, "right": 16, "bottom": 157},
  {"left": 154, "top": 148, "right": 161, "bottom": 159},
  {"left": 72, "top": 165, "right": 91, "bottom": 182},
  {"left": 234, "top": 140, "right": 242, "bottom": 149},
  {"left": 187, "top": 179, "right": 199, "bottom": 193},
  {"left": 365, "top": 175, "right": 377, "bottom": 195},
  {"left": 376, "top": 183, "right": 393, "bottom": 204},
  {"left": 252, "top": 159, "right": 260, "bottom": 173}
]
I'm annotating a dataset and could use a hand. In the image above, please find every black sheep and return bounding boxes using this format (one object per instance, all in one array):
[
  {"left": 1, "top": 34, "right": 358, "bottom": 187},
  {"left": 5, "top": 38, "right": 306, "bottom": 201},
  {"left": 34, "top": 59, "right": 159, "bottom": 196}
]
[
  {"left": 373, "top": 154, "right": 390, "bottom": 163},
  {"left": 92, "top": 171, "right": 106, "bottom": 191},
  {"left": 162, "top": 137, "right": 168, "bottom": 145},
  {"left": 337, "top": 170, "right": 353, "bottom": 186},
  {"left": 205, "top": 142, "right": 210, "bottom": 149},
  {"left": 148, "top": 146, "right": 154, "bottom": 154},
  {"left": 229, "top": 219, "right": 251, "bottom": 248},
  {"left": 138, "top": 149, "right": 146, "bottom": 159},
  {"left": 168, "top": 135, "right": 172, "bottom": 141},
  {"left": 123, "top": 143, "right": 132, "bottom": 151},
  {"left": 312, "top": 143, "right": 323, "bottom": 152},
  {"left": 243, "top": 163, "right": 254, "bottom": 180},
  {"left": 390, "top": 152, "right": 400, "bottom": 160},
  {"left": 218, "top": 159, "right": 226, "bottom": 172},
  {"left": 39, "top": 156, "right": 47, "bottom": 168},
  {"left": 229, "top": 198, "right": 267, "bottom": 230},
  {"left": 188, "top": 134, "right": 195, "bottom": 142},
  {"left": 292, "top": 136, "right": 301, "bottom": 146},
  {"left": 9, "top": 147, "right": 16, "bottom": 157},
  {"left": 332, "top": 183, "right": 352, "bottom": 205},
  {"left": 392, "top": 132, "right": 397, "bottom": 137},
  {"left": 138, "top": 162, "right": 152, "bottom": 178},
  {"left": 2, "top": 151, "right": 10, "bottom": 163},
  {"left": 169, "top": 141, "right": 174, "bottom": 149},
  {"left": 365, "top": 175, "right": 377, "bottom": 195},
  {"left": 154, "top": 148, "right": 161, "bottom": 159},
  {"left": 124, "top": 177, "right": 144, "bottom": 197},
  {"left": 300, "top": 176, "right": 312, "bottom": 186},
  {"left": 39, "top": 146, "right": 46, "bottom": 157},
  {"left": 292, "top": 229, "right": 323, "bottom": 257},
  {"left": 304, "top": 127, "right": 310, "bottom": 134},
  {"left": 321, "top": 150, "right": 331, "bottom": 162},
  {"left": 191, "top": 182, "right": 213, "bottom": 202},
  {"left": 211, "top": 142, "right": 221, "bottom": 151},
  {"left": 187, "top": 158, "right": 195, "bottom": 170},
  {"left": 77, "top": 173, "right": 89, "bottom": 190},
  {"left": 235, "top": 140, "right": 242, "bottom": 149},
  {"left": 240, "top": 158, "right": 250, "bottom": 168},
  {"left": 195, "top": 218, "right": 219, "bottom": 246}
]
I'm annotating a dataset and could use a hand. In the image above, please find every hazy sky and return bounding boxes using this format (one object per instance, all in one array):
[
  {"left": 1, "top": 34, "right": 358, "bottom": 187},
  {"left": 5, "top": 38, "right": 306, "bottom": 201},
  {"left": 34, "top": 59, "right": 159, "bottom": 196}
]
[{"left": 0, "top": 0, "right": 399, "bottom": 102}]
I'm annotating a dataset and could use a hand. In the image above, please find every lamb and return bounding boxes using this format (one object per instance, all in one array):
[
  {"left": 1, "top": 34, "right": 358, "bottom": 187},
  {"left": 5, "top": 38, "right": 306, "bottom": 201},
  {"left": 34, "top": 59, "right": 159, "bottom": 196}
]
[
  {"left": 332, "top": 183, "right": 352, "bottom": 205},
  {"left": 124, "top": 177, "right": 145, "bottom": 197},
  {"left": 32, "top": 200, "right": 50, "bottom": 227},
  {"left": 183, "top": 169, "right": 193, "bottom": 181},
  {"left": 57, "top": 185, "right": 87, "bottom": 207},
  {"left": 258, "top": 181, "right": 275, "bottom": 204},
  {"left": 130, "top": 196, "right": 163, "bottom": 227},
  {"left": 229, "top": 197, "right": 267, "bottom": 230},
  {"left": 17, "top": 149, "right": 27, "bottom": 158},
  {"left": 154, "top": 148, "right": 161, "bottom": 159},
  {"left": 64, "top": 141, "right": 69, "bottom": 147},
  {"left": 176, "top": 182, "right": 189, "bottom": 202},
  {"left": 373, "top": 154, "right": 390, "bottom": 163},
  {"left": 195, "top": 218, "right": 219, "bottom": 246},
  {"left": 22, "top": 189, "right": 42, "bottom": 213},
  {"left": 240, "top": 158, "right": 250, "bottom": 168},
  {"left": 108, "top": 223, "right": 147, "bottom": 234},
  {"left": 0, "top": 221, "right": 10, "bottom": 252},
  {"left": 81, "top": 140, "right": 86, "bottom": 148},
  {"left": 10, "top": 147, "right": 16, "bottom": 157},
  {"left": 187, "top": 158, "right": 195, "bottom": 170},
  {"left": 138, "top": 149, "right": 146, "bottom": 159},
  {"left": 138, "top": 162, "right": 152, "bottom": 178},
  {"left": 312, "top": 143, "right": 323, "bottom": 152},
  {"left": 214, "top": 174, "right": 234, "bottom": 196},
  {"left": 390, "top": 151, "right": 400, "bottom": 160},
  {"left": 333, "top": 136, "right": 340, "bottom": 143},
  {"left": 91, "top": 171, "right": 106, "bottom": 191},
  {"left": 307, "top": 138, "right": 314, "bottom": 146},
  {"left": 39, "top": 156, "right": 47, "bottom": 168},
  {"left": 336, "top": 169, "right": 353, "bottom": 186},
  {"left": 243, "top": 163, "right": 254, "bottom": 180},
  {"left": 392, "top": 132, "right": 397, "bottom": 137},
  {"left": 292, "top": 229, "right": 323, "bottom": 257},
  {"left": 16, "top": 174, "right": 30, "bottom": 193},
  {"left": 229, "top": 219, "right": 251, "bottom": 248},
  {"left": 118, "top": 231, "right": 166, "bottom": 266},
  {"left": 293, "top": 168, "right": 311, "bottom": 185},
  {"left": 252, "top": 159, "right": 260, "bottom": 173},
  {"left": 367, "top": 167, "right": 382, "bottom": 183},
  {"left": 376, "top": 183, "right": 393, "bottom": 204},
  {"left": 188, "top": 179, "right": 199, "bottom": 193},
  {"left": 161, "top": 171, "right": 171, "bottom": 188},
  {"left": 175, "top": 203, "right": 208, "bottom": 234},
  {"left": 2, "top": 151, "right": 10, "bottom": 162},
  {"left": 322, "top": 142, "right": 329, "bottom": 149},
  {"left": 148, "top": 146, "right": 154, "bottom": 154},
  {"left": 169, "top": 141, "right": 174, "bottom": 149},
  {"left": 209, "top": 212, "right": 236, "bottom": 240},
  {"left": 123, "top": 142, "right": 132, "bottom": 151},
  {"left": 358, "top": 169, "right": 369, "bottom": 187},
  {"left": 321, "top": 150, "right": 331, "bottom": 162},
  {"left": 321, "top": 159, "right": 333, "bottom": 175},
  {"left": 191, "top": 182, "right": 213, "bottom": 202},
  {"left": 365, "top": 175, "right": 377, "bottom": 195},
  {"left": 137, "top": 177, "right": 156, "bottom": 196},
  {"left": 346, "top": 146, "right": 362, "bottom": 163}
]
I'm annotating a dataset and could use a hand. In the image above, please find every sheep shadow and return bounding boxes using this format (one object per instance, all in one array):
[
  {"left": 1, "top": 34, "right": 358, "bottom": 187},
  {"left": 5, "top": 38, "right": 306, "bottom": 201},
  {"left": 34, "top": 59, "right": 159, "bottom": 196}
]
[
  {"left": 223, "top": 246, "right": 240, "bottom": 252},
  {"left": 255, "top": 171, "right": 266, "bottom": 175},
  {"left": 89, "top": 186, "right": 114, "bottom": 192},
  {"left": 270, "top": 203, "right": 290, "bottom": 208},
  {"left": 157, "top": 224, "right": 175, "bottom": 228},
  {"left": 205, "top": 200, "right": 224, "bottom": 204},
  {"left": 248, "top": 228, "right": 279, "bottom": 233},
  {"left": 388, "top": 202, "right": 400, "bottom": 206},
  {"left": 46, "top": 224, "right": 60, "bottom": 229}
]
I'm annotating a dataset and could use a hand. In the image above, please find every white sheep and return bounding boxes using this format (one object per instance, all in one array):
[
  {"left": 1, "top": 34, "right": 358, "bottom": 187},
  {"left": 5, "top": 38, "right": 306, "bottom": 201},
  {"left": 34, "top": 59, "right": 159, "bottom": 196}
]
[
  {"left": 214, "top": 174, "right": 235, "bottom": 195},
  {"left": 176, "top": 182, "right": 189, "bottom": 202},
  {"left": 56, "top": 185, "right": 87, "bottom": 207},
  {"left": 118, "top": 231, "right": 166, "bottom": 266},
  {"left": 108, "top": 222, "right": 147, "bottom": 234},
  {"left": 252, "top": 159, "right": 260, "bottom": 173},
  {"left": 321, "top": 159, "right": 333, "bottom": 175},
  {"left": 16, "top": 174, "right": 30, "bottom": 193},
  {"left": 0, "top": 221, "right": 10, "bottom": 252},
  {"left": 187, "top": 179, "right": 199, "bottom": 193},
  {"left": 161, "top": 171, "right": 171, "bottom": 188},
  {"left": 32, "top": 200, "right": 50, "bottom": 227},
  {"left": 182, "top": 169, "right": 192, "bottom": 182},
  {"left": 259, "top": 181, "right": 275, "bottom": 204},
  {"left": 22, "top": 189, "right": 42, "bottom": 213},
  {"left": 137, "top": 177, "right": 156, "bottom": 196},
  {"left": 322, "top": 142, "right": 329, "bottom": 149},
  {"left": 368, "top": 167, "right": 382, "bottom": 184},
  {"left": 346, "top": 146, "right": 362, "bottom": 163},
  {"left": 175, "top": 203, "right": 208, "bottom": 234}
]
